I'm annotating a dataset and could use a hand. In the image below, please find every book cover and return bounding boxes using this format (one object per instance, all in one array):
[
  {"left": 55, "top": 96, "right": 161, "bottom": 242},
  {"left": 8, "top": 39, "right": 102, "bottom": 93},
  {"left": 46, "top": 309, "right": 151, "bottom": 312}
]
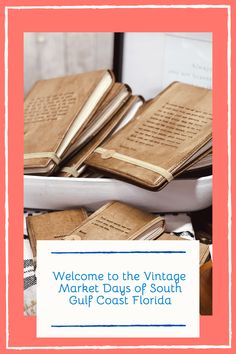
[{"left": 0, "top": 1, "right": 235, "bottom": 353}]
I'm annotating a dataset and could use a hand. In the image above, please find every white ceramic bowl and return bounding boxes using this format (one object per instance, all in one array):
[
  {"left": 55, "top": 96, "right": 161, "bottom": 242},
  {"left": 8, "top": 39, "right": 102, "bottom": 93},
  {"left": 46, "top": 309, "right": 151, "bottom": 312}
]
[{"left": 24, "top": 175, "right": 212, "bottom": 213}]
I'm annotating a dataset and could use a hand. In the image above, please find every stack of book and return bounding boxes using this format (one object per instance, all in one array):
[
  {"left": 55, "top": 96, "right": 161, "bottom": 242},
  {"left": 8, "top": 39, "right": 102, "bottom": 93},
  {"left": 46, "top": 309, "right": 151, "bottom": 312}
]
[{"left": 24, "top": 70, "right": 212, "bottom": 191}]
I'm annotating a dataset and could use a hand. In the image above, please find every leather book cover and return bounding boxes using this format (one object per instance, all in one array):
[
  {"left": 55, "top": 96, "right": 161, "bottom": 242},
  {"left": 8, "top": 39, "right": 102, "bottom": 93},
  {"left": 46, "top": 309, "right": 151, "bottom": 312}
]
[
  {"left": 57, "top": 96, "right": 142, "bottom": 177},
  {"left": 24, "top": 70, "right": 114, "bottom": 175},
  {"left": 26, "top": 209, "right": 88, "bottom": 257},
  {"left": 63, "top": 201, "right": 165, "bottom": 240},
  {"left": 86, "top": 82, "right": 212, "bottom": 191}
]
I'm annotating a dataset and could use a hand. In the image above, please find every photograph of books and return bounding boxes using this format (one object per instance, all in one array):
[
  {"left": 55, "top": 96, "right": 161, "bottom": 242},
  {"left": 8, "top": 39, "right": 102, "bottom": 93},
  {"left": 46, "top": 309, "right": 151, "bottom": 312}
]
[{"left": 24, "top": 33, "right": 213, "bottom": 318}]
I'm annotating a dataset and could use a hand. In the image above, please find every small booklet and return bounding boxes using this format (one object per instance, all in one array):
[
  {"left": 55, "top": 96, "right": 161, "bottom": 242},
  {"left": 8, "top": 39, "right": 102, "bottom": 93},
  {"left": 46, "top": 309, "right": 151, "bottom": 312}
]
[
  {"left": 63, "top": 201, "right": 165, "bottom": 240},
  {"left": 86, "top": 82, "right": 212, "bottom": 190},
  {"left": 24, "top": 70, "right": 114, "bottom": 175},
  {"left": 57, "top": 96, "right": 143, "bottom": 177},
  {"left": 26, "top": 209, "right": 88, "bottom": 257},
  {"left": 187, "top": 151, "right": 212, "bottom": 172}
]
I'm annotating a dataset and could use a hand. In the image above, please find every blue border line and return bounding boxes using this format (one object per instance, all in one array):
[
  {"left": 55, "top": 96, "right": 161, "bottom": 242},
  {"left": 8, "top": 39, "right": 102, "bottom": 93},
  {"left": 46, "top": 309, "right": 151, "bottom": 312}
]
[
  {"left": 51, "top": 324, "right": 186, "bottom": 328},
  {"left": 51, "top": 251, "right": 186, "bottom": 254}
]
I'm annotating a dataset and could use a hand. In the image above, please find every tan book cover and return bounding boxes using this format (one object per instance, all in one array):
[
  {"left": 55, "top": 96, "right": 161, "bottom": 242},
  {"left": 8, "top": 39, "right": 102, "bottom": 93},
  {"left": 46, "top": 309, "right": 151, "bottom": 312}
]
[
  {"left": 57, "top": 96, "right": 143, "bottom": 177},
  {"left": 24, "top": 70, "right": 114, "bottom": 175},
  {"left": 86, "top": 82, "right": 212, "bottom": 190},
  {"left": 63, "top": 201, "right": 165, "bottom": 240},
  {"left": 26, "top": 209, "right": 88, "bottom": 257}
]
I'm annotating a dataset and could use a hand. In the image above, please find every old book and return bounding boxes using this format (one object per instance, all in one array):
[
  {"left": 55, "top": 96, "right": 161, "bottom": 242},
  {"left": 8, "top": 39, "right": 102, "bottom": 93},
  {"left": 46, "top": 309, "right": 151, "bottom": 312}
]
[
  {"left": 200, "top": 260, "right": 212, "bottom": 315},
  {"left": 24, "top": 70, "right": 114, "bottom": 175},
  {"left": 57, "top": 96, "right": 143, "bottom": 177},
  {"left": 26, "top": 209, "right": 88, "bottom": 257},
  {"left": 86, "top": 82, "right": 212, "bottom": 190},
  {"left": 157, "top": 233, "right": 210, "bottom": 266},
  {"left": 63, "top": 201, "right": 165, "bottom": 240}
]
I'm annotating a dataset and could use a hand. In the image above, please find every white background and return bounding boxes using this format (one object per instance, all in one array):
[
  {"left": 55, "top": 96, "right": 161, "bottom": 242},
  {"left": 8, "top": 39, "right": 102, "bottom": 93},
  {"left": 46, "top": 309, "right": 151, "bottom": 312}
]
[{"left": 37, "top": 240, "right": 199, "bottom": 338}]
